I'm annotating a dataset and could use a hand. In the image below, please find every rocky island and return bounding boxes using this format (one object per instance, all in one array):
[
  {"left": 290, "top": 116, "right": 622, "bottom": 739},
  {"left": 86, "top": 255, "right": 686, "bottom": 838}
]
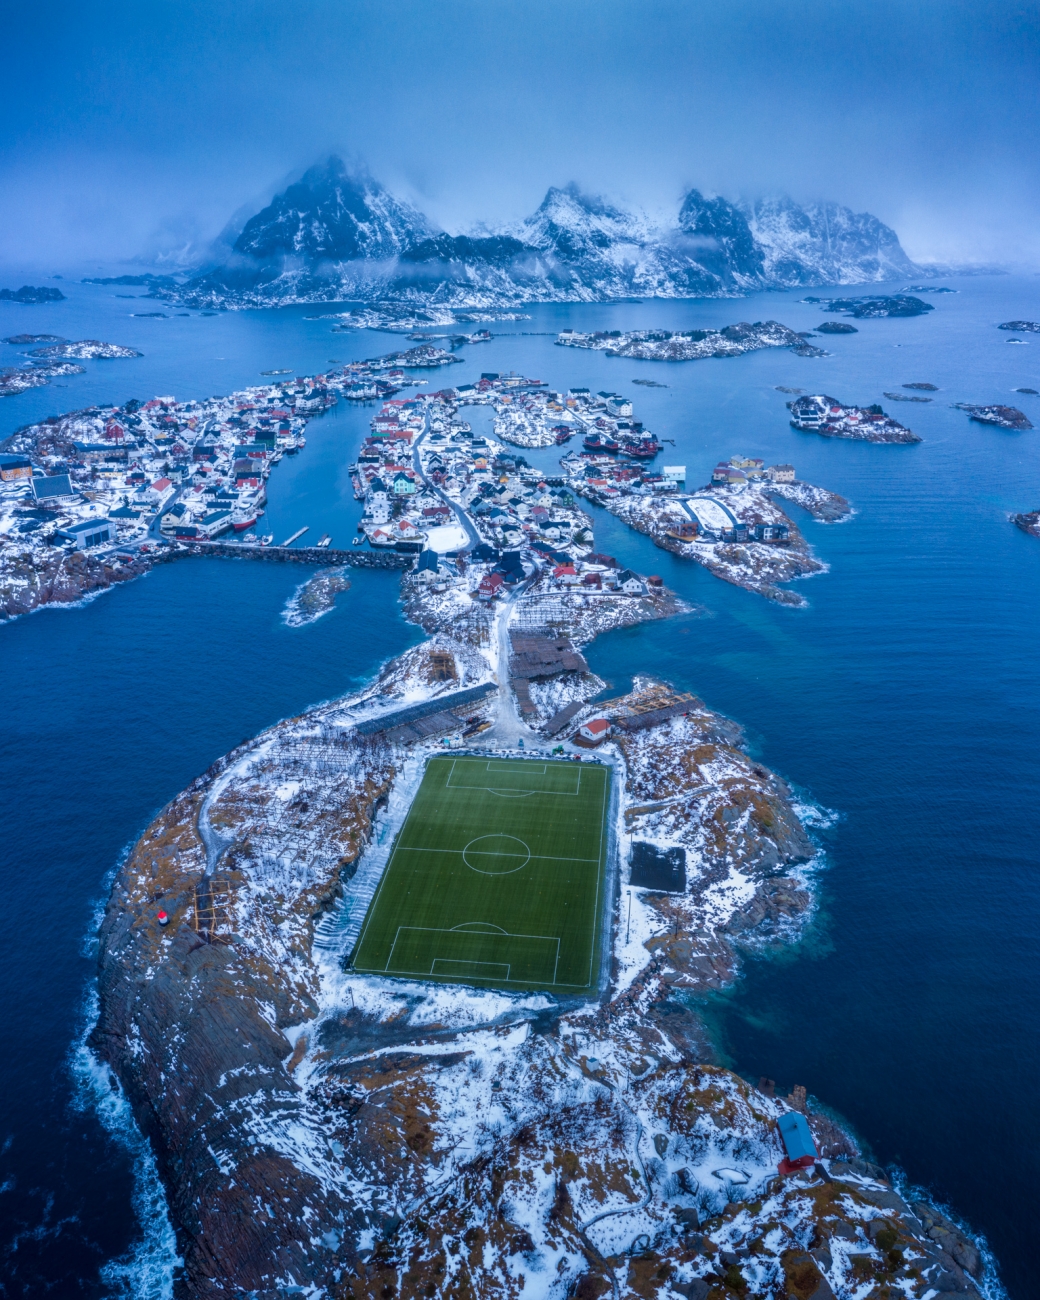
[
  {"left": 562, "top": 453, "right": 850, "bottom": 607},
  {"left": 0, "top": 284, "right": 66, "bottom": 303},
  {"left": 802, "top": 295, "right": 934, "bottom": 319},
  {"left": 955, "top": 403, "right": 1033, "bottom": 431},
  {"left": 0, "top": 336, "right": 141, "bottom": 397},
  {"left": 1011, "top": 510, "right": 1040, "bottom": 538},
  {"left": 787, "top": 394, "right": 921, "bottom": 443},
  {"left": 998, "top": 321, "right": 1040, "bottom": 333},
  {"left": 25, "top": 338, "right": 143, "bottom": 360},
  {"left": 557, "top": 321, "right": 826, "bottom": 362},
  {"left": 88, "top": 562, "right": 992, "bottom": 1299}
]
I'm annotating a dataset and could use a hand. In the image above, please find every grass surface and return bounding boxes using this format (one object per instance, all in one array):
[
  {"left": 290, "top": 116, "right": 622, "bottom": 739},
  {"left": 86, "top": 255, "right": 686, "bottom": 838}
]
[{"left": 352, "top": 756, "right": 611, "bottom": 991}]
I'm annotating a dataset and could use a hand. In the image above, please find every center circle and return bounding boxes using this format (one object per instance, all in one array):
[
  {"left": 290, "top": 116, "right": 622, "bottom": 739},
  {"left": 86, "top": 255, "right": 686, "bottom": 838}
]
[{"left": 462, "top": 834, "right": 532, "bottom": 875}]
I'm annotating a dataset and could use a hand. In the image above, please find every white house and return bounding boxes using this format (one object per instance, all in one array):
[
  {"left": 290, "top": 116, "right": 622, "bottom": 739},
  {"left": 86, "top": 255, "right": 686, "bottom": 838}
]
[
  {"left": 366, "top": 477, "right": 391, "bottom": 523},
  {"left": 579, "top": 718, "right": 611, "bottom": 744},
  {"left": 617, "top": 569, "right": 647, "bottom": 596}
]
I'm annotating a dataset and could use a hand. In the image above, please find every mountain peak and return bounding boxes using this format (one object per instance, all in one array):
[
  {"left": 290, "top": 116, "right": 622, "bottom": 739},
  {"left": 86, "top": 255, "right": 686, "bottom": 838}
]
[
  {"left": 232, "top": 155, "right": 430, "bottom": 264},
  {"left": 179, "top": 163, "right": 922, "bottom": 308},
  {"left": 677, "top": 189, "right": 765, "bottom": 284}
]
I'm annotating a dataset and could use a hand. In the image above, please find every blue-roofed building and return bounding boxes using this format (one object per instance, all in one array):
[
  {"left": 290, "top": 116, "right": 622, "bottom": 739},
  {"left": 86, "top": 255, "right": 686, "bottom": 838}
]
[
  {"left": 777, "top": 1110, "right": 817, "bottom": 1172},
  {"left": 31, "top": 474, "right": 78, "bottom": 504}
]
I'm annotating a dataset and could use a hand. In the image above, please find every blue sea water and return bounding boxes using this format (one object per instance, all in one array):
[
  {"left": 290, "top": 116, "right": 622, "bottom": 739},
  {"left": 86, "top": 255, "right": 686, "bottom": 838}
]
[{"left": 0, "top": 277, "right": 1037, "bottom": 1296}]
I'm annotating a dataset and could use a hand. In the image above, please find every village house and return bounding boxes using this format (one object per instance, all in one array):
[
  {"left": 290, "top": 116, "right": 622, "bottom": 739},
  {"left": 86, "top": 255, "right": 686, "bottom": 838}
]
[
  {"left": 767, "top": 463, "right": 796, "bottom": 482},
  {"left": 0, "top": 456, "right": 33, "bottom": 482},
  {"left": 366, "top": 477, "right": 391, "bottom": 523},
  {"left": 579, "top": 718, "right": 611, "bottom": 744},
  {"left": 478, "top": 572, "right": 505, "bottom": 601},
  {"left": 617, "top": 569, "right": 647, "bottom": 595}
]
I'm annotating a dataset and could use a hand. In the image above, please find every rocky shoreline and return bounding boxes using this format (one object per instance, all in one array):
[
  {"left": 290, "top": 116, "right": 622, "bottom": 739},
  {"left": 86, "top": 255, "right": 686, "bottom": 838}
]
[{"left": 88, "top": 569, "right": 995, "bottom": 1298}]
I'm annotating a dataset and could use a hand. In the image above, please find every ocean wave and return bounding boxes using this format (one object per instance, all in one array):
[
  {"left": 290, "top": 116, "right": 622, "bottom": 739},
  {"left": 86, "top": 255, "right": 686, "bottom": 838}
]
[
  {"left": 68, "top": 987, "right": 181, "bottom": 1300},
  {"left": 791, "top": 794, "right": 842, "bottom": 831},
  {"left": 890, "top": 1167, "right": 1010, "bottom": 1300}
]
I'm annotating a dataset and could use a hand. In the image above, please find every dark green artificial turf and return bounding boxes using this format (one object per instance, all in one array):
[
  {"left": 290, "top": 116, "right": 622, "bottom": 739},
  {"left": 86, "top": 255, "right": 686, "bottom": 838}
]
[{"left": 351, "top": 755, "right": 611, "bottom": 991}]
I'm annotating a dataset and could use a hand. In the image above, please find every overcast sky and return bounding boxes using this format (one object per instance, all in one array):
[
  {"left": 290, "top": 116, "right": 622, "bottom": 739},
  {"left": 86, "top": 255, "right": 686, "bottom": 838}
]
[{"left": 2, "top": 0, "right": 1038, "bottom": 271}]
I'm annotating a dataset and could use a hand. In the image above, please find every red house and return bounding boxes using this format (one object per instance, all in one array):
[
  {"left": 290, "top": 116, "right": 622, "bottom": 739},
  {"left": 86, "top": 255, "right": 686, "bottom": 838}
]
[{"left": 478, "top": 572, "right": 504, "bottom": 600}]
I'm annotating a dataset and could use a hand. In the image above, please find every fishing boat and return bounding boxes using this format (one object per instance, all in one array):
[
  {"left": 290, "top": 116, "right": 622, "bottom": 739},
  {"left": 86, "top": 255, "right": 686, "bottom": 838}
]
[{"left": 232, "top": 506, "right": 258, "bottom": 531}]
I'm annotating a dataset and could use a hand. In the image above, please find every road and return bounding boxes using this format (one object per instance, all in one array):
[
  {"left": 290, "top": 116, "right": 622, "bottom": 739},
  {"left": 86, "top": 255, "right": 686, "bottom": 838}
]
[{"left": 411, "top": 420, "right": 481, "bottom": 552}]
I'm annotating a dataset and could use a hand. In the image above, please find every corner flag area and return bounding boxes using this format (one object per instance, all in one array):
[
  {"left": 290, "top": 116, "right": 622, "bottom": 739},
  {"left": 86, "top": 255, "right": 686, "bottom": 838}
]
[{"left": 351, "top": 756, "right": 611, "bottom": 992}]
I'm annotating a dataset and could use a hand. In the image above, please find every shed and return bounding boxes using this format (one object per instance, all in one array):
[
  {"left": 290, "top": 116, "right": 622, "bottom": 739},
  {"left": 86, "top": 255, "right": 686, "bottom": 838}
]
[
  {"left": 58, "top": 517, "right": 115, "bottom": 549},
  {"left": 579, "top": 718, "right": 610, "bottom": 743},
  {"left": 777, "top": 1111, "right": 817, "bottom": 1171}
]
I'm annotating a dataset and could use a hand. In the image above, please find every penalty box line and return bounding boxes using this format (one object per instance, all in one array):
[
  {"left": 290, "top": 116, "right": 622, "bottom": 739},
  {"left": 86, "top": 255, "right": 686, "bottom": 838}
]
[
  {"left": 383, "top": 924, "right": 562, "bottom": 981},
  {"left": 444, "top": 758, "right": 589, "bottom": 798}
]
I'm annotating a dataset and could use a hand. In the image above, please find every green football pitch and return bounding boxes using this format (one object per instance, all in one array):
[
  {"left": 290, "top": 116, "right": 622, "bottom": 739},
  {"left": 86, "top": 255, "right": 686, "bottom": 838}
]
[{"left": 351, "top": 755, "right": 611, "bottom": 992}]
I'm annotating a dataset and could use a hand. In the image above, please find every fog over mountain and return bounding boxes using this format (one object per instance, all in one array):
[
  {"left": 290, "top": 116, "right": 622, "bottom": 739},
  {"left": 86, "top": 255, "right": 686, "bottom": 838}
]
[
  {"left": 1, "top": 1, "right": 1038, "bottom": 274},
  {"left": 177, "top": 157, "right": 919, "bottom": 308}
]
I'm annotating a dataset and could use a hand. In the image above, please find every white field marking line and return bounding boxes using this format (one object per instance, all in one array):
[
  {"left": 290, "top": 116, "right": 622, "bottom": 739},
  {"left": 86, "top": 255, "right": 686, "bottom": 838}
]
[
  {"left": 381, "top": 925, "right": 560, "bottom": 980},
  {"left": 395, "top": 846, "right": 600, "bottom": 864},
  {"left": 445, "top": 758, "right": 583, "bottom": 797},
  {"left": 445, "top": 779, "right": 583, "bottom": 797},
  {"left": 587, "top": 763, "right": 608, "bottom": 987}
]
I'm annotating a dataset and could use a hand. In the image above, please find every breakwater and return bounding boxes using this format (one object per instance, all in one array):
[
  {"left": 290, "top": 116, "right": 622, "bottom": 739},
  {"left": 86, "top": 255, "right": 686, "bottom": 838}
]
[{"left": 158, "top": 542, "right": 414, "bottom": 569}]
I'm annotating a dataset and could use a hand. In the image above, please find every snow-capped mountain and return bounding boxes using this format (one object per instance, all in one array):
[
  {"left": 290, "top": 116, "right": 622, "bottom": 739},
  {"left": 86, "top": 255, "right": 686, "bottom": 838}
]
[
  {"left": 176, "top": 157, "right": 923, "bottom": 308},
  {"left": 233, "top": 157, "right": 429, "bottom": 261},
  {"left": 740, "top": 196, "right": 918, "bottom": 285}
]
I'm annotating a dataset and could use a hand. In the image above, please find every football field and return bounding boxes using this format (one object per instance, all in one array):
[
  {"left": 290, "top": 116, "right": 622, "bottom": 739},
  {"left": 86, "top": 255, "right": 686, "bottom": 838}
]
[{"left": 351, "top": 756, "right": 611, "bottom": 992}]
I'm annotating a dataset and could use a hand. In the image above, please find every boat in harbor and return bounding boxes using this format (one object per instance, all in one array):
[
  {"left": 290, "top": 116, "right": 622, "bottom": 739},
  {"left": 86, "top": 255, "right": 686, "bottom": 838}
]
[
  {"left": 316, "top": 534, "right": 332, "bottom": 548},
  {"left": 232, "top": 506, "right": 259, "bottom": 531}
]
